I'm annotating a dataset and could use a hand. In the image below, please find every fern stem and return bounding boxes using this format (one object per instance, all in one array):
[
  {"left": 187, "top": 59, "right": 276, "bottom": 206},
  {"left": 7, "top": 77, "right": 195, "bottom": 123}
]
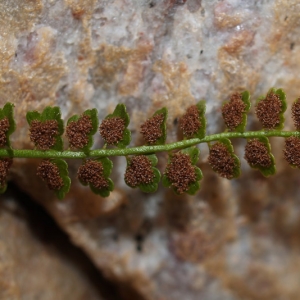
[{"left": 1, "top": 130, "right": 299, "bottom": 159}]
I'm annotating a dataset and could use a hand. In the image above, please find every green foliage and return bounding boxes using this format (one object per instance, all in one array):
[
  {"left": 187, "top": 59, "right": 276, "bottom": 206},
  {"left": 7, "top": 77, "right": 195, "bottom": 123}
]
[
  {"left": 256, "top": 88, "right": 287, "bottom": 130},
  {"left": 196, "top": 100, "right": 207, "bottom": 139},
  {"left": 67, "top": 108, "right": 98, "bottom": 153},
  {"left": 209, "top": 138, "right": 241, "bottom": 179},
  {"left": 152, "top": 107, "right": 168, "bottom": 145},
  {"left": 79, "top": 157, "right": 114, "bottom": 198},
  {"left": 0, "top": 102, "right": 16, "bottom": 148},
  {"left": 183, "top": 100, "right": 206, "bottom": 140},
  {"left": 162, "top": 147, "right": 202, "bottom": 195},
  {"left": 52, "top": 159, "right": 71, "bottom": 200},
  {"left": 274, "top": 88, "right": 287, "bottom": 129},
  {"left": 224, "top": 90, "right": 251, "bottom": 133},
  {"left": 105, "top": 103, "right": 131, "bottom": 148},
  {"left": 0, "top": 183, "right": 7, "bottom": 194},
  {"left": 245, "top": 137, "right": 276, "bottom": 177},
  {"left": 125, "top": 154, "right": 161, "bottom": 193},
  {"left": 27, "top": 106, "right": 64, "bottom": 151},
  {"left": 1, "top": 87, "right": 300, "bottom": 199},
  {"left": 222, "top": 138, "right": 240, "bottom": 179},
  {"left": 181, "top": 147, "right": 203, "bottom": 195}
]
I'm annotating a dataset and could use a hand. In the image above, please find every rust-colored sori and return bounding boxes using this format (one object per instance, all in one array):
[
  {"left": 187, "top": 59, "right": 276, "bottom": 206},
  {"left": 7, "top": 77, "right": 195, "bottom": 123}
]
[
  {"left": 66, "top": 115, "right": 93, "bottom": 149},
  {"left": 208, "top": 142, "right": 236, "bottom": 179},
  {"left": 0, "top": 88, "right": 300, "bottom": 199},
  {"left": 222, "top": 93, "right": 246, "bottom": 131},
  {"left": 37, "top": 160, "right": 63, "bottom": 190},
  {"left": 99, "top": 117, "right": 125, "bottom": 145},
  {"left": 0, "top": 117, "right": 9, "bottom": 147},
  {"left": 179, "top": 105, "right": 201, "bottom": 137},
  {"left": 244, "top": 139, "right": 272, "bottom": 168},
  {"left": 255, "top": 92, "right": 282, "bottom": 129},
  {"left": 140, "top": 114, "right": 164, "bottom": 144},
  {"left": 29, "top": 120, "right": 59, "bottom": 150},
  {"left": 77, "top": 160, "right": 109, "bottom": 190},
  {"left": 0, "top": 158, "right": 12, "bottom": 187},
  {"left": 125, "top": 155, "right": 154, "bottom": 187},
  {"left": 165, "top": 152, "right": 197, "bottom": 194}
]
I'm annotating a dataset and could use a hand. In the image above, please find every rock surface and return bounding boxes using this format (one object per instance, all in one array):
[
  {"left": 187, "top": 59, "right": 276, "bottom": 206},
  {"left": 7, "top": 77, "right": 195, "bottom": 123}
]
[
  {"left": 0, "top": 186, "right": 118, "bottom": 300},
  {"left": 2, "top": 0, "right": 300, "bottom": 299}
]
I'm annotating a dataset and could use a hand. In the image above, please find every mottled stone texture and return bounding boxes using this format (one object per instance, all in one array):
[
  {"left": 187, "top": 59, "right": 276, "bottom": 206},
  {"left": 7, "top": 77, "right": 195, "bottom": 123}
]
[
  {"left": 2, "top": 0, "right": 300, "bottom": 299},
  {"left": 0, "top": 189, "right": 114, "bottom": 300}
]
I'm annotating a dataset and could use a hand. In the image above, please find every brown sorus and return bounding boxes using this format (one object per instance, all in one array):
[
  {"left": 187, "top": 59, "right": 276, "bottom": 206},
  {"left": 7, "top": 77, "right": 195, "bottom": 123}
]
[
  {"left": 165, "top": 152, "right": 196, "bottom": 194},
  {"left": 292, "top": 98, "right": 300, "bottom": 130},
  {"left": 0, "top": 158, "right": 12, "bottom": 186},
  {"left": 244, "top": 139, "right": 272, "bottom": 168},
  {"left": 140, "top": 113, "right": 164, "bottom": 144},
  {"left": 0, "top": 117, "right": 10, "bottom": 147},
  {"left": 66, "top": 115, "right": 93, "bottom": 149},
  {"left": 222, "top": 93, "right": 246, "bottom": 131},
  {"left": 37, "top": 160, "right": 63, "bottom": 190},
  {"left": 77, "top": 160, "right": 108, "bottom": 189},
  {"left": 283, "top": 136, "right": 300, "bottom": 168},
  {"left": 99, "top": 117, "right": 125, "bottom": 145},
  {"left": 179, "top": 105, "right": 201, "bottom": 137},
  {"left": 29, "top": 120, "right": 59, "bottom": 150},
  {"left": 208, "top": 142, "right": 236, "bottom": 179},
  {"left": 124, "top": 155, "right": 154, "bottom": 187},
  {"left": 255, "top": 92, "right": 282, "bottom": 129}
]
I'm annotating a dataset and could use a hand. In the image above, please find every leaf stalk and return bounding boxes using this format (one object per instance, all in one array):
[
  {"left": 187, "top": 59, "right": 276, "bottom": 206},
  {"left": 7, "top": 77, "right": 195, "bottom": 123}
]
[{"left": 2, "top": 130, "right": 299, "bottom": 159}]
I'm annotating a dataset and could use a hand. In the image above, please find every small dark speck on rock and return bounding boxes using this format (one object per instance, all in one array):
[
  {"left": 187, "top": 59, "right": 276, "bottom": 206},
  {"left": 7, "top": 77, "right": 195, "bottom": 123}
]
[
  {"left": 135, "top": 234, "right": 144, "bottom": 252},
  {"left": 290, "top": 42, "right": 295, "bottom": 50},
  {"left": 200, "top": 50, "right": 203, "bottom": 54}
]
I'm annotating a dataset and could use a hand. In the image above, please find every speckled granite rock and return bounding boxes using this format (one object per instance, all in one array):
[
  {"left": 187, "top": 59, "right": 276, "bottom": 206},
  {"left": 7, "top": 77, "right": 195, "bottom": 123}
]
[{"left": 2, "top": 0, "right": 300, "bottom": 299}]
